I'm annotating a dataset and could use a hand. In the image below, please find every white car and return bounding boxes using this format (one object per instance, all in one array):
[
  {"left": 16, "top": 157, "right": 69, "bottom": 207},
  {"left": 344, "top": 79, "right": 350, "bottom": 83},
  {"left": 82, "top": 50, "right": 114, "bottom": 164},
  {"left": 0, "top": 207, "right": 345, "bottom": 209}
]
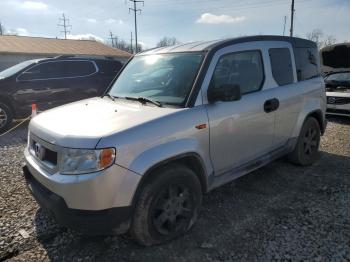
[{"left": 325, "top": 71, "right": 350, "bottom": 116}]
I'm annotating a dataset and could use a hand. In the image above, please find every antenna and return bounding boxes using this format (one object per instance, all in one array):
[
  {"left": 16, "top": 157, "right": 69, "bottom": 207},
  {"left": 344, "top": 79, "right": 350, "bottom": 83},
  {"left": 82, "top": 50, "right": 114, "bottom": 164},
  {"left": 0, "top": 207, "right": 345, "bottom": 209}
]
[
  {"left": 283, "top": 16, "right": 287, "bottom": 36},
  {"left": 58, "top": 13, "right": 72, "bottom": 39},
  {"left": 129, "top": 0, "right": 144, "bottom": 53}
]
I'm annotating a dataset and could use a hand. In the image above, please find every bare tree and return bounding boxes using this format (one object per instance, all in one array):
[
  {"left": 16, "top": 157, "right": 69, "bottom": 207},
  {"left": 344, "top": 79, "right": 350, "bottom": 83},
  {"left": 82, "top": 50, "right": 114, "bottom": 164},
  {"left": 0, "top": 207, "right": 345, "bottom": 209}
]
[
  {"left": 306, "top": 28, "right": 337, "bottom": 49},
  {"left": 156, "top": 37, "right": 180, "bottom": 47},
  {"left": 108, "top": 34, "right": 141, "bottom": 54},
  {"left": 323, "top": 35, "right": 337, "bottom": 47},
  {"left": 306, "top": 29, "right": 324, "bottom": 47}
]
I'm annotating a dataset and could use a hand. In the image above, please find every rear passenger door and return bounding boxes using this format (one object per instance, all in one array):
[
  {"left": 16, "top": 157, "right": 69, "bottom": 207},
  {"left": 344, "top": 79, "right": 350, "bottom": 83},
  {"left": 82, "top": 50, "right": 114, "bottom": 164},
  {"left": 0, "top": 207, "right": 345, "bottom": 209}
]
[
  {"left": 267, "top": 45, "right": 302, "bottom": 148},
  {"left": 204, "top": 44, "right": 276, "bottom": 175},
  {"left": 16, "top": 60, "right": 99, "bottom": 109}
]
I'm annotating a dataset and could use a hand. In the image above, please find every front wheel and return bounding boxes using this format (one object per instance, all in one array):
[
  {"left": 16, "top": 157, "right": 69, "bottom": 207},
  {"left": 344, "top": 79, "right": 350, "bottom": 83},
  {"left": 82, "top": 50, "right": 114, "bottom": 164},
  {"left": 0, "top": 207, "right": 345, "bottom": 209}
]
[
  {"left": 288, "top": 117, "right": 321, "bottom": 166},
  {"left": 131, "top": 165, "right": 202, "bottom": 246}
]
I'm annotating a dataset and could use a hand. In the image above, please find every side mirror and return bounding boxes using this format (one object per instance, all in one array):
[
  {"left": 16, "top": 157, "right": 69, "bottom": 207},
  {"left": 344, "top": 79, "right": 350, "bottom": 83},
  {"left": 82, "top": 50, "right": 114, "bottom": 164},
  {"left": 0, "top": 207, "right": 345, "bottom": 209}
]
[{"left": 207, "top": 84, "right": 242, "bottom": 103}]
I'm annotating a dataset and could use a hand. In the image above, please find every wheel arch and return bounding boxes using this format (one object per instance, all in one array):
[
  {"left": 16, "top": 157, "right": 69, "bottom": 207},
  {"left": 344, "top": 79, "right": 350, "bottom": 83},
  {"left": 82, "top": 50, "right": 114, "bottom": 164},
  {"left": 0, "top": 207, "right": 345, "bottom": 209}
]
[
  {"left": 131, "top": 152, "right": 208, "bottom": 208},
  {"left": 305, "top": 109, "right": 326, "bottom": 135},
  {"left": 0, "top": 95, "right": 14, "bottom": 113}
]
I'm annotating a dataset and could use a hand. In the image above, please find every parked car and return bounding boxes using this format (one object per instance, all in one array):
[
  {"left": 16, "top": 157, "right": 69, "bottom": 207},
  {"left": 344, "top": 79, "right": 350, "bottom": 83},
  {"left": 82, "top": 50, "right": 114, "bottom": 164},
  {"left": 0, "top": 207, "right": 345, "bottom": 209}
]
[
  {"left": 23, "top": 36, "right": 327, "bottom": 246},
  {"left": 0, "top": 56, "right": 123, "bottom": 132},
  {"left": 324, "top": 72, "right": 350, "bottom": 116}
]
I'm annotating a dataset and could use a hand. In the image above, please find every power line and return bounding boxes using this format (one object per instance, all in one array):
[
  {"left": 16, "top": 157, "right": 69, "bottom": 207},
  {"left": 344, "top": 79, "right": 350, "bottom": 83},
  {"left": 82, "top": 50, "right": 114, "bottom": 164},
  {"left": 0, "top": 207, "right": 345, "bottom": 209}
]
[
  {"left": 290, "top": 0, "right": 295, "bottom": 37},
  {"left": 129, "top": 0, "right": 144, "bottom": 54},
  {"left": 58, "top": 13, "right": 72, "bottom": 39}
]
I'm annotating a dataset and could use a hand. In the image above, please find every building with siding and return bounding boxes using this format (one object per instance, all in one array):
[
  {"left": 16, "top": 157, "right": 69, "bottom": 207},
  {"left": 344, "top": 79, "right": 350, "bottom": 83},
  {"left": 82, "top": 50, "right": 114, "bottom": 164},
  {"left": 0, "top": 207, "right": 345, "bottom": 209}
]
[{"left": 0, "top": 35, "right": 131, "bottom": 71}]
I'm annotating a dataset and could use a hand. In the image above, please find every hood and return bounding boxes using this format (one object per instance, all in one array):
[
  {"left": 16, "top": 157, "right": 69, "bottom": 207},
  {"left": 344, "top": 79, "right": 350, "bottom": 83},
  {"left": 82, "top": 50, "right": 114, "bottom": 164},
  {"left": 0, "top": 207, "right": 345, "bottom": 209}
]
[
  {"left": 321, "top": 43, "right": 350, "bottom": 75},
  {"left": 30, "top": 97, "right": 181, "bottom": 148}
]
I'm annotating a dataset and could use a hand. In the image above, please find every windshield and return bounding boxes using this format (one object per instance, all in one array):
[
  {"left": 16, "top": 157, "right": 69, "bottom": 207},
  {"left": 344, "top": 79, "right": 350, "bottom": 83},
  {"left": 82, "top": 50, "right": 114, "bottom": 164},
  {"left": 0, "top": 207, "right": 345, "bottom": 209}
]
[
  {"left": 326, "top": 72, "right": 350, "bottom": 82},
  {"left": 109, "top": 53, "right": 204, "bottom": 106},
  {"left": 0, "top": 59, "right": 41, "bottom": 79}
]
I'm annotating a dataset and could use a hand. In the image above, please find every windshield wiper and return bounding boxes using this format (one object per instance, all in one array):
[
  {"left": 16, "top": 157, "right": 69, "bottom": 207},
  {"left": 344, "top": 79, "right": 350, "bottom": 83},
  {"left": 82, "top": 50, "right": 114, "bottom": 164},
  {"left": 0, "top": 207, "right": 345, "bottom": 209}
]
[
  {"left": 124, "top": 96, "right": 162, "bottom": 107},
  {"left": 103, "top": 93, "right": 118, "bottom": 101}
]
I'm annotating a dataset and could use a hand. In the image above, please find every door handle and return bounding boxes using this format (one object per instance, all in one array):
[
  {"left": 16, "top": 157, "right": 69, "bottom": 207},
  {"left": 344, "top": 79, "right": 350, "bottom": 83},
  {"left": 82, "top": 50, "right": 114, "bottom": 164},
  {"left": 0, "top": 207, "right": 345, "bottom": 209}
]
[{"left": 264, "top": 98, "right": 279, "bottom": 113}]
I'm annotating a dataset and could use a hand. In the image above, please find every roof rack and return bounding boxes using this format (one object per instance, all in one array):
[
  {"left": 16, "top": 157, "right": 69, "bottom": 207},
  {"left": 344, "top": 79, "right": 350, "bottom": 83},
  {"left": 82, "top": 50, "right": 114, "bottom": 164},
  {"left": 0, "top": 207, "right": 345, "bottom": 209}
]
[{"left": 53, "top": 55, "right": 120, "bottom": 60}]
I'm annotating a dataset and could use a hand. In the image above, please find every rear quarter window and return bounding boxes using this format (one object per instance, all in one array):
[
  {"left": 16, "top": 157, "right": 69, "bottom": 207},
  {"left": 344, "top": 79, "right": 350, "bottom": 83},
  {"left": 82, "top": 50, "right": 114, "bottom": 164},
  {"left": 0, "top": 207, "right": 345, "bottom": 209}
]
[
  {"left": 269, "top": 48, "right": 294, "bottom": 86},
  {"left": 96, "top": 60, "right": 123, "bottom": 75},
  {"left": 294, "top": 47, "right": 321, "bottom": 81}
]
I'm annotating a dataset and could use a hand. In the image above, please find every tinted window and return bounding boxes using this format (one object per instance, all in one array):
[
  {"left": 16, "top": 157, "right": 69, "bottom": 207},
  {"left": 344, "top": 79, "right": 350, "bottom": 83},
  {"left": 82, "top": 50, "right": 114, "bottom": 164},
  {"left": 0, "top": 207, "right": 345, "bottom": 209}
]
[
  {"left": 269, "top": 48, "right": 294, "bottom": 86},
  {"left": 211, "top": 50, "right": 264, "bottom": 95},
  {"left": 18, "top": 60, "right": 96, "bottom": 81},
  {"left": 295, "top": 47, "right": 320, "bottom": 81},
  {"left": 97, "top": 60, "right": 123, "bottom": 75},
  {"left": 326, "top": 72, "right": 350, "bottom": 82},
  {"left": 0, "top": 59, "right": 42, "bottom": 79}
]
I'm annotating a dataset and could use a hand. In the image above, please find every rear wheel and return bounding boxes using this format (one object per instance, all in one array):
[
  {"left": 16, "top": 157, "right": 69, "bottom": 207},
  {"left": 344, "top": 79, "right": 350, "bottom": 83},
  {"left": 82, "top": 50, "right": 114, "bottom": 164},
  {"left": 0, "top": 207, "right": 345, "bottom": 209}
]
[
  {"left": 131, "top": 165, "right": 202, "bottom": 246},
  {"left": 288, "top": 117, "right": 321, "bottom": 166},
  {"left": 0, "top": 102, "right": 13, "bottom": 133}
]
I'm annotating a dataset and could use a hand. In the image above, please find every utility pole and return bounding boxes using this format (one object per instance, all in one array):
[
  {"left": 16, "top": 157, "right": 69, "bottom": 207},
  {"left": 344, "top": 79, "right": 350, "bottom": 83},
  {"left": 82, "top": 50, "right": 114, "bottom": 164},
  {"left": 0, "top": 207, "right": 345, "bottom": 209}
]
[
  {"left": 283, "top": 16, "right": 287, "bottom": 36},
  {"left": 129, "top": 0, "right": 144, "bottom": 53},
  {"left": 130, "top": 31, "right": 133, "bottom": 54},
  {"left": 109, "top": 31, "right": 115, "bottom": 47},
  {"left": 290, "top": 0, "right": 295, "bottom": 37},
  {"left": 58, "top": 13, "right": 72, "bottom": 39}
]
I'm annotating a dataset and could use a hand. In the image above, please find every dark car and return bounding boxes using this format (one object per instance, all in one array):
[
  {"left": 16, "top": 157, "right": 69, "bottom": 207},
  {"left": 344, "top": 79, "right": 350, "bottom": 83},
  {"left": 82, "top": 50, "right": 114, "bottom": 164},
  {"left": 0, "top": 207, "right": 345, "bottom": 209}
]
[{"left": 0, "top": 56, "right": 123, "bottom": 132}]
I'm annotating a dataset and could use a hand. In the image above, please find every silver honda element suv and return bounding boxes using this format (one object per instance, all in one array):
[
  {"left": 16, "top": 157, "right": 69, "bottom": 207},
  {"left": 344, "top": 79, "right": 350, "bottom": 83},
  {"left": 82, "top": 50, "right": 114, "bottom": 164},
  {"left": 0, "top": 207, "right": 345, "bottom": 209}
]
[{"left": 23, "top": 36, "right": 327, "bottom": 246}]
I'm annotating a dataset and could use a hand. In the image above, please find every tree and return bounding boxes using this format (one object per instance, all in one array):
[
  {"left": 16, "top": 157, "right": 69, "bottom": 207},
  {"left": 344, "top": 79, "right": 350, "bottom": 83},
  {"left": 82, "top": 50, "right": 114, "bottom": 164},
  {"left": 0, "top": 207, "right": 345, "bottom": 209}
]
[
  {"left": 156, "top": 37, "right": 180, "bottom": 47},
  {"left": 306, "top": 29, "right": 337, "bottom": 49},
  {"left": 108, "top": 35, "right": 142, "bottom": 54}
]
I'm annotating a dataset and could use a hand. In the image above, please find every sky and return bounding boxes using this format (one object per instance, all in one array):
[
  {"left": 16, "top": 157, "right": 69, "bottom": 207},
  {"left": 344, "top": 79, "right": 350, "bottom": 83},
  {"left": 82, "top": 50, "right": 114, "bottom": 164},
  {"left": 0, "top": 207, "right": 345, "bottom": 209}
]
[{"left": 0, "top": 0, "right": 349, "bottom": 49}]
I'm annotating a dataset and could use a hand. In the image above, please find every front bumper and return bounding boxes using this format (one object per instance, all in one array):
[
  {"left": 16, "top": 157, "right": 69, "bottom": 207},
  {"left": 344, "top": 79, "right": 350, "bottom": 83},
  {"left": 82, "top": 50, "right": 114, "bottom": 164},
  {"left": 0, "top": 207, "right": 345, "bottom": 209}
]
[
  {"left": 24, "top": 147, "right": 141, "bottom": 210},
  {"left": 23, "top": 166, "right": 132, "bottom": 235}
]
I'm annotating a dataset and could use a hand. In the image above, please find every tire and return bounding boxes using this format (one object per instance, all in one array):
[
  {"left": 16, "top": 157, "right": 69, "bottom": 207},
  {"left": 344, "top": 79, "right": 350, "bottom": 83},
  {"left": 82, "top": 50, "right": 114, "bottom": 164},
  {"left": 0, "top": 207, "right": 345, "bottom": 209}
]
[
  {"left": 0, "top": 102, "right": 13, "bottom": 133},
  {"left": 131, "top": 164, "right": 202, "bottom": 246},
  {"left": 288, "top": 117, "right": 321, "bottom": 166}
]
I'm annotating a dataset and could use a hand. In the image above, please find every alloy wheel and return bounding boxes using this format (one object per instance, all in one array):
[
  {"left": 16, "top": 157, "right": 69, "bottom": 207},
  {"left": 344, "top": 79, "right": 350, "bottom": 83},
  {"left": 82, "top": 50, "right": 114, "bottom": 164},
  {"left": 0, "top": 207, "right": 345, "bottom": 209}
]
[
  {"left": 152, "top": 184, "right": 194, "bottom": 235},
  {"left": 303, "top": 126, "right": 318, "bottom": 156}
]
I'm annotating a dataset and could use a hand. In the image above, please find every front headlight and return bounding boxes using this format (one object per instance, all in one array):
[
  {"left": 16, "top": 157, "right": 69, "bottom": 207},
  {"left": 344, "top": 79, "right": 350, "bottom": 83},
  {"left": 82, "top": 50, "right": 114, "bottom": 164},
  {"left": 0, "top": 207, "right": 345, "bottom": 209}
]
[{"left": 59, "top": 148, "right": 116, "bottom": 175}]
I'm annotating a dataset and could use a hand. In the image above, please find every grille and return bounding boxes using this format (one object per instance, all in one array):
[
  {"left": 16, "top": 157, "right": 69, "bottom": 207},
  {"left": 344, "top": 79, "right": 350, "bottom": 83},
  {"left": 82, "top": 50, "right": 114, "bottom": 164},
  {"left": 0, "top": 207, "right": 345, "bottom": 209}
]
[
  {"left": 30, "top": 136, "right": 58, "bottom": 169},
  {"left": 327, "top": 96, "right": 350, "bottom": 105}
]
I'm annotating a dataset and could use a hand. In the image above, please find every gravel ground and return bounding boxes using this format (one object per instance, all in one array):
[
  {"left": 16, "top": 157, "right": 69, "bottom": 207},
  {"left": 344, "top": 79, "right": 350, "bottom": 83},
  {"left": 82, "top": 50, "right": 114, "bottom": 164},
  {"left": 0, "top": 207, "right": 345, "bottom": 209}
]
[{"left": 0, "top": 116, "right": 349, "bottom": 261}]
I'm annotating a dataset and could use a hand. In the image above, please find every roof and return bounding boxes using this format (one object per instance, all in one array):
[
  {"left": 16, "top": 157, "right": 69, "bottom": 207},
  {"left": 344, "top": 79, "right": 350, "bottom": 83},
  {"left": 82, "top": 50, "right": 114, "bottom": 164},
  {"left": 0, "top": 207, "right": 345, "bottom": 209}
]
[
  {"left": 0, "top": 35, "right": 131, "bottom": 58},
  {"left": 140, "top": 35, "right": 316, "bottom": 55}
]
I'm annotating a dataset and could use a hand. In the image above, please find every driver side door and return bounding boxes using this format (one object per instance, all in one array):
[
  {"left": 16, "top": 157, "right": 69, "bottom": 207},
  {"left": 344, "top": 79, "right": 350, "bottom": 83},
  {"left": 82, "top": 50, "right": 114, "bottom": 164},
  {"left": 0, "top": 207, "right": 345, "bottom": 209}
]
[{"left": 204, "top": 45, "right": 276, "bottom": 176}]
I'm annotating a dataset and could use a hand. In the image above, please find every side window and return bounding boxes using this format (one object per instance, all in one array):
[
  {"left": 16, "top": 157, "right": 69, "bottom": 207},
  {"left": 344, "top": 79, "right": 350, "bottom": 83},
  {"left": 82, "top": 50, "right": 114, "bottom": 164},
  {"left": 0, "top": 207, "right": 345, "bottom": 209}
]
[
  {"left": 18, "top": 60, "right": 96, "bottom": 81},
  {"left": 269, "top": 48, "right": 294, "bottom": 86},
  {"left": 97, "top": 61, "right": 123, "bottom": 75},
  {"left": 64, "top": 61, "right": 97, "bottom": 77},
  {"left": 294, "top": 47, "right": 320, "bottom": 81},
  {"left": 18, "top": 62, "right": 61, "bottom": 81},
  {"left": 211, "top": 50, "right": 264, "bottom": 95}
]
